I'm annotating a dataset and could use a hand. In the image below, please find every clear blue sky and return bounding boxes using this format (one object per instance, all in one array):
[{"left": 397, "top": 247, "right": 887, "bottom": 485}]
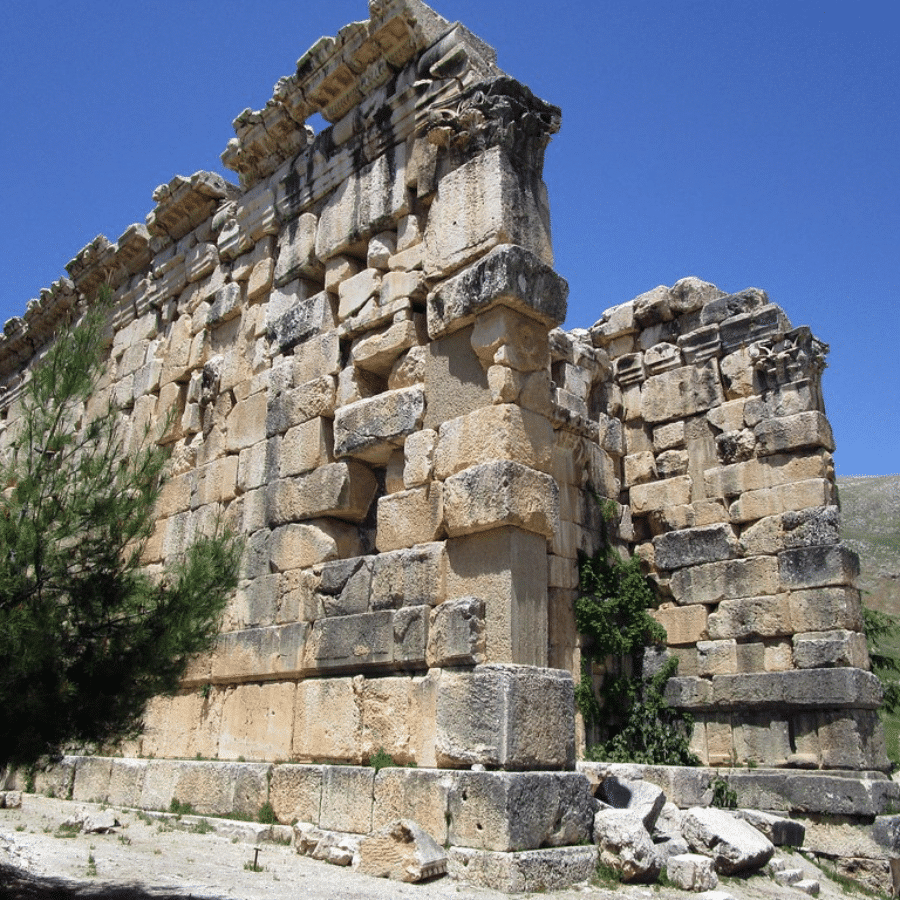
[{"left": 1, "top": 1, "right": 897, "bottom": 476}]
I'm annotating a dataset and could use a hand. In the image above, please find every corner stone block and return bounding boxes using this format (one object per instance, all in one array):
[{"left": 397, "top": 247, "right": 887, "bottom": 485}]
[
  {"left": 729, "top": 479, "right": 834, "bottom": 524},
  {"left": 788, "top": 587, "right": 863, "bottom": 632},
  {"left": 443, "top": 460, "right": 559, "bottom": 539},
  {"left": 292, "top": 678, "right": 361, "bottom": 763},
  {"left": 652, "top": 523, "right": 740, "bottom": 571},
  {"left": 435, "top": 665, "right": 575, "bottom": 770},
  {"left": 424, "top": 148, "right": 555, "bottom": 286},
  {"left": 446, "top": 771, "right": 594, "bottom": 852},
  {"left": 269, "top": 764, "right": 323, "bottom": 826},
  {"left": 319, "top": 766, "right": 375, "bottom": 834},
  {"left": 434, "top": 404, "right": 553, "bottom": 480},
  {"left": 779, "top": 544, "right": 860, "bottom": 590},
  {"left": 447, "top": 527, "right": 548, "bottom": 665},
  {"left": 333, "top": 386, "right": 426, "bottom": 465},
  {"left": 792, "top": 630, "right": 869, "bottom": 669},
  {"left": 754, "top": 411, "right": 835, "bottom": 455},
  {"left": 266, "top": 461, "right": 378, "bottom": 524},
  {"left": 426, "top": 242, "right": 567, "bottom": 340},
  {"left": 669, "top": 556, "right": 779, "bottom": 606}
]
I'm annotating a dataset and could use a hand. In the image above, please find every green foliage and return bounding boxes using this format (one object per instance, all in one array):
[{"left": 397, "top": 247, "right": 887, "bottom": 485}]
[
  {"left": 367, "top": 747, "right": 397, "bottom": 772},
  {"left": 710, "top": 777, "right": 738, "bottom": 809},
  {"left": 169, "top": 797, "right": 195, "bottom": 816},
  {"left": 575, "top": 531, "right": 697, "bottom": 767},
  {"left": 257, "top": 801, "right": 277, "bottom": 825},
  {"left": 0, "top": 295, "right": 241, "bottom": 771},
  {"left": 863, "top": 607, "right": 900, "bottom": 714}
]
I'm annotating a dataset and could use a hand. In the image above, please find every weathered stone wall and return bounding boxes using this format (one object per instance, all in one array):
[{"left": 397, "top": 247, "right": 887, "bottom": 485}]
[{"left": 0, "top": 0, "right": 882, "bottom": 776}]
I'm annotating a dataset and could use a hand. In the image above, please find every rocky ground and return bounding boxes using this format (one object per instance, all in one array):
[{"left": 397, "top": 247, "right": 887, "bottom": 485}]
[{"left": 0, "top": 795, "right": 888, "bottom": 900}]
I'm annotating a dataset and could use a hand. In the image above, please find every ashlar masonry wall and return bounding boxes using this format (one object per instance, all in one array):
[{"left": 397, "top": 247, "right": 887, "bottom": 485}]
[{"left": 0, "top": 0, "right": 884, "bottom": 778}]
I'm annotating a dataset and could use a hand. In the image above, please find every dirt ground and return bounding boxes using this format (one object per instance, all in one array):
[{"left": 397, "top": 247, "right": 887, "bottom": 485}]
[{"left": 0, "top": 795, "right": 887, "bottom": 900}]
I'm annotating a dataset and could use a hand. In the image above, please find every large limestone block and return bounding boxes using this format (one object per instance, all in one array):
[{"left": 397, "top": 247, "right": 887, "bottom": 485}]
[
  {"left": 447, "top": 527, "right": 547, "bottom": 665},
  {"left": 373, "top": 768, "right": 455, "bottom": 844},
  {"left": 162, "top": 761, "right": 270, "bottom": 818},
  {"left": 218, "top": 682, "right": 296, "bottom": 761},
  {"left": 427, "top": 241, "right": 566, "bottom": 338},
  {"left": 424, "top": 149, "right": 554, "bottom": 283},
  {"left": 788, "top": 587, "right": 862, "bottom": 632},
  {"left": 427, "top": 596, "right": 485, "bottom": 666},
  {"left": 641, "top": 361, "right": 724, "bottom": 424},
  {"left": 304, "top": 610, "right": 395, "bottom": 673},
  {"left": 423, "top": 327, "right": 491, "bottom": 430},
  {"left": 779, "top": 544, "right": 860, "bottom": 590},
  {"left": 140, "top": 691, "right": 222, "bottom": 761},
  {"left": 629, "top": 475, "right": 692, "bottom": 515},
  {"left": 729, "top": 479, "right": 834, "bottom": 524},
  {"left": 293, "top": 678, "right": 361, "bottom": 763},
  {"left": 434, "top": 404, "right": 553, "bottom": 479},
  {"left": 292, "top": 330, "right": 340, "bottom": 384},
  {"left": 315, "top": 144, "right": 408, "bottom": 261},
  {"left": 72, "top": 757, "right": 113, "bottom": 803},
  {"left": 669, "top": 556, "right": 779, "bottom": 605},
  {"left": 754, "top": 411, "right": 834, "bottom": 455},
  {"left": 446, "top": 846, "right": 599, "bottom": 893},
  {"left": 435, "top": 665, "right": 575, "bottom": 770},
  {"left": 269, "top": 765, "right": 323, "bottom": 826},
  {"left": 371, "top": 542, "right": 447, "bottom": 608},
  {"left": 318, "top": 556, "right": 372, "bottom": 617},
  {"left": 350, "top": 318, "right": 424, "bottom": 376},
  {"left": 793, "top": 630, "right": 869, "bottom": 669},
  {"left": 666, "top": 853, "right": 719, "bottom": 891},
  {"left": 211, "top": 624, "right": 308, "bottom": 682},
  {"left": 333, "top": 386, "right": 426, "bottom": 464},
  {"left": 443, "top": 460, "right": 559, "bottom": 539},
  {"left": 597, "top": 776, "right": 666, "bottom": 831},
  {"left": 470, "top": 305, "right": 551, "bottom": 372},
  {"left": 225, "top": 391, "right": 267, "bottom": 452},
  {"left": 274, "top": 212, "right": 320, "bottom": 285},
  {"left": 279, "top": 417, "right": 333, "bottom": 477},
  {"left": 269, "top": 520, "right": 361, "bottom": 570},
  {"left": 376, "top": 484, "right": 444, "bottom": 552},
  {"left": 448, "top": 771, "right": 594, "bottom": 852},
  {"left": 355, "top": 819, "right": 447, "bottom": 882},
  {"left": 267, "top": 289, "right": 336, "bottom": 355},
  {"left": 707, "top": 595, "right": 793, "bottom": 640},
  {"left": 266, "top": 376, "right": 337, "bottom": 436},
  {"left": 652, "top": 523, "right": 740, "bottom": 570},
  {"left": 704, "top": 452, "right": 829, "bottom": 498},
  {"left": 319, "top": 766, "right": 376, "bottom": 834},
  {"left": 266, "top": 461, "right": 377, "bottom": 524},
  {"left": 682, "top": 807, "right": 774, "bottom": 874},
  {"left": 593, "top": 809, "right": 661, "bottom": 883},
  {"left": 357, "top": 677, "right": 425, "bottom": 764},
  {"left": 650, "top": 605, "right": 709, "bottom": 646}
]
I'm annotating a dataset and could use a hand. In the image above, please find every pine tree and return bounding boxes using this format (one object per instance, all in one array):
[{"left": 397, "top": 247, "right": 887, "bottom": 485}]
[{"left": 0, "top": 295, "right": 240, "bottom": 771}]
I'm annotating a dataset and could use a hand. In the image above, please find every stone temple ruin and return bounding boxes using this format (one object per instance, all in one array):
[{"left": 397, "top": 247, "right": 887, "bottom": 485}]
[{"left": 4, "top": 0, "right": 899, "bottom": 891}]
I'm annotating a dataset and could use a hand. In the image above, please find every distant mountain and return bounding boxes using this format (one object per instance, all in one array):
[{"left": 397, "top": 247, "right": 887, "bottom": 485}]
[{"left": 838, "top": 475, "right": 900, "bottom": 615}]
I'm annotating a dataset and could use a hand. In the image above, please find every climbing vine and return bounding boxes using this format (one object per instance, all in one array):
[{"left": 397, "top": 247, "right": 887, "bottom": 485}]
[{"left": 575, "top": 500, "right": 698, "bottom": 766}]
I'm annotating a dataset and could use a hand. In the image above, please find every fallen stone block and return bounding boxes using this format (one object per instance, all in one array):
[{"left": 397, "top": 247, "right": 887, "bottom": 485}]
[
  {"left": 0, "top": 790, "right": 22, "bottom": 809},
  {"left": 593, "top": 808, "right": 661, "bottom": 883},
  {"left": 294, "top": 822, "right": 361, "bottom": 866},
  {"left": 666, "top": 852, "right": 719, "bottom": 891},
  {"left": 681, "top": 806, "right": 774, "bottom": 874},
  {"left": 354, "top": 819, "right": 447, "bottom": 882},
  {"left": 734, "top": 809, "right": 805, "bottom": 846},
  {"left": 597, "top": 775, "right": 666, "bottom": 831},
  {"left": 779, "top": 544, "right": 860, "bottom": 591}
]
